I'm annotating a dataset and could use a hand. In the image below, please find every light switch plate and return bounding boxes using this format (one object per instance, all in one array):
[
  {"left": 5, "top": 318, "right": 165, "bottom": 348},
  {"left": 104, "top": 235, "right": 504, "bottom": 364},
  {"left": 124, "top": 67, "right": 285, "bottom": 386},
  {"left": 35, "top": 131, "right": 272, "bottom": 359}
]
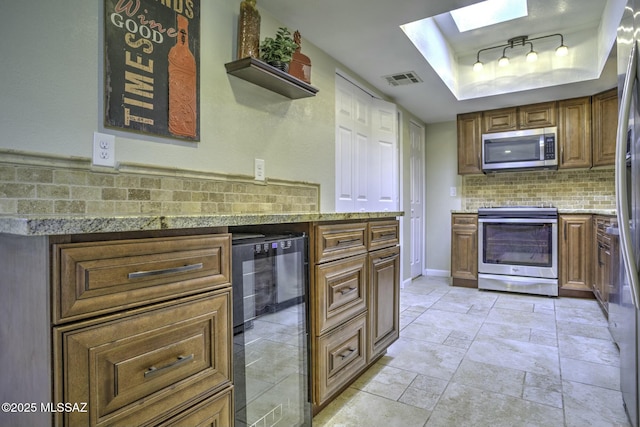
[{"left": 254, "top": 158, "right": 265, "bottom": 181}]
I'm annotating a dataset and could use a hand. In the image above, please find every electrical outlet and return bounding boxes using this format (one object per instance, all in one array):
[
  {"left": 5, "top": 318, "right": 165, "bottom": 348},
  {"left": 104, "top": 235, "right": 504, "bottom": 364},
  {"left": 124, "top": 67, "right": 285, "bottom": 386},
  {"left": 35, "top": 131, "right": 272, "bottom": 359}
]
[
  {"left": 450, "top": 186, "right": 457, "bottom": 197},
  {"left": 254, "top": 158, "right": 265, "bottom": 181},
  {"left": 93, "top": 132, "right": 115, "bottom": 167}
]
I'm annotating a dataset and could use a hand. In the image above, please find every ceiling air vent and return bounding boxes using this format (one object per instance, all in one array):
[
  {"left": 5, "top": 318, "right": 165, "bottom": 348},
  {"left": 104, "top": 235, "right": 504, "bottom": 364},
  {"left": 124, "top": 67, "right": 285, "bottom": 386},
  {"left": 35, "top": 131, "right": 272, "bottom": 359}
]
[{"left": 383, "top": 71, "right": 423, "bottom": 87}]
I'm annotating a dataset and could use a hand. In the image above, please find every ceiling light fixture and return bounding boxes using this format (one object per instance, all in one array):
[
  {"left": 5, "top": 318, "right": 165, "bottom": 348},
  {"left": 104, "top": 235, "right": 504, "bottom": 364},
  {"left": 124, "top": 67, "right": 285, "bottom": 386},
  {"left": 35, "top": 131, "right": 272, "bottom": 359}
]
[{"left": 473, "top": 34, "right": 567, "bottom": 71}]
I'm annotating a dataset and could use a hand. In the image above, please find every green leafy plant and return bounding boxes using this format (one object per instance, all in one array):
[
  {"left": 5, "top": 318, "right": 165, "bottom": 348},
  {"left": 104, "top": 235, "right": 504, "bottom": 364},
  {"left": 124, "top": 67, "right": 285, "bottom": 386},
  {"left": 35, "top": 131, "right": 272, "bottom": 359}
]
[{"left": 260, "top": 27, "right": 298, "bottom": 65}]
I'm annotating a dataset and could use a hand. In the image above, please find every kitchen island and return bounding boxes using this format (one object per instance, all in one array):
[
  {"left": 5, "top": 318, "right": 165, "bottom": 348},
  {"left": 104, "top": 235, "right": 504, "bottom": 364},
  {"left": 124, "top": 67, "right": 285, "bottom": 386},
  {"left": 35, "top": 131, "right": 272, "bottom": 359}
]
[{"left": 0, "top": 210, "right": 401, "bottom": 426}]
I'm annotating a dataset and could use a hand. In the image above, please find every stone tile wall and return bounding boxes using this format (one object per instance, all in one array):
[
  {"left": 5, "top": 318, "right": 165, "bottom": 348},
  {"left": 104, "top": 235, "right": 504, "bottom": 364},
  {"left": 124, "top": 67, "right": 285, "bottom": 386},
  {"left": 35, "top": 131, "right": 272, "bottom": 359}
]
[
  {"left": 0, "top": 151, "right": 319, "bottom": 215},
  {"left": 462, "top": 168, "right": 615, "bottom": 211}
]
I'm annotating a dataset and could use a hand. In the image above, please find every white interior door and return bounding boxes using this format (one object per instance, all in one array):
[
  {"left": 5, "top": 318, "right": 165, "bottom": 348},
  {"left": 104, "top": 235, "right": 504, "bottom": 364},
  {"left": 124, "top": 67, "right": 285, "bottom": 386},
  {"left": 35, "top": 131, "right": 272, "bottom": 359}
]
[
  {"left": 335, "top": 74, "right": 398, "bottom": 212},
  {"left": 335, "top": 76, "right": 371, "bottom": 212},
  {"left": 371, "top": 98, "right": 398, "bottom": 212},
  {"left": 410, "top": 121, "right": 424, "bottom": 278}
]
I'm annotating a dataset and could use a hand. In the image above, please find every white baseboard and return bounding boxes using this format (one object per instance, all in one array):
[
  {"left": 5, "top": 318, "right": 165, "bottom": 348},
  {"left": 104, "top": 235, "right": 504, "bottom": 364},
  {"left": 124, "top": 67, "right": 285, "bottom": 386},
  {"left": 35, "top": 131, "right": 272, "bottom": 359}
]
[{"left": 425, "top": 269, "right": 450, "bottom": 277}]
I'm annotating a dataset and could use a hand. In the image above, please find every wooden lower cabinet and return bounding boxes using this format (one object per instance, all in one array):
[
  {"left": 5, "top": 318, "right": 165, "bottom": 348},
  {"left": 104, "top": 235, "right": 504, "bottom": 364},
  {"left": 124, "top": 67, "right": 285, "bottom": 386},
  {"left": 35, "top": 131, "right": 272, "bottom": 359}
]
[
  {"left": 156, "top": 388, "right": 232, "bottom": 427},
  {"left": 559, "top": 215, "right": 593, "bottom": 296},
  {"left": 593, "top": 216, "right": 616, "bottom": 316},
  {"left": 0, "top": 231, "right": 233, "bottom": 427},
  {"left": 53, "top": 291, "right": 231, "bottom": 427},
  {"left": 315, "top": 313, "right": 368, "bottom": 405},
  {"left": 451, "top": 214, "right": 478, "bottom": 287},
  {"left": 311, "top": 219, "right": 400, "bottom": 414},
  {"left": 368, "top": 246, "right": 400, "bottom": 359}
]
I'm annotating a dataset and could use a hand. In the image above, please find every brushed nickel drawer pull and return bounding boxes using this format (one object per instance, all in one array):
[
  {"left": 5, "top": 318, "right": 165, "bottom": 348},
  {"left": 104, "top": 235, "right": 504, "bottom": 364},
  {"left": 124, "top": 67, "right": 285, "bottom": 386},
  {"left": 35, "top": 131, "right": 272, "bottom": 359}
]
[
  {"left": 128, "top": 263, "right": 203, "bottom": 279},
  {"left": 376, "top": 254, "right": 396, "bottom": 261},
  {"left": 337, "top": 238, "right": 359, "bottom": 245},
  {"left": 144, "top": 354, "right": 194, "bottom": 378},
  {"left": 379, "top": 232, "right": 396, "bottom": 238},
  {"left": 338, "top": 348, "right": 356, "bottom": 359},
  {"left": 339, "top": 287, "right": 357, "bottom": 296}
]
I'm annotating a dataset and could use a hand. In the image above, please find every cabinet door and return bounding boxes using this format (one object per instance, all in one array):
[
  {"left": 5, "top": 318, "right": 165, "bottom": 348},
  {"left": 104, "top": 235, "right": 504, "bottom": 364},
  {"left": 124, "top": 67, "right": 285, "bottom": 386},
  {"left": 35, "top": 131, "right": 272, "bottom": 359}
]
[
  {"left": 368, "top": 246, "right": 400, "bottom": 359},
  {"left": 519, "top": 101, "right": 557, "bottom": 129},
  {"left": 457, "top": 112, "right": 483, "bottom": 175},
  {"left": 483, "top": 107, "right": 518, "bottom": 133},
  {"left": 451, "top": 215, "right": 478, "bottom": 283},
  {"left": 592, "top": 88, "right": 618, "bottom": 167},
  {"left": 54, "top": 291, "right": 231, "bottom": 427},
  {"left": 560, "top": 215, "right": 593, "bottom": 292},
  {"left": 156, "top": 387, "right": 232, "bottom": 427},
  {"left": 315, "top": 255, "right": 367, "bottom": 335},
  {"left": 315, "top": 313, "right": 367, "bottom": 407},
  {"left": 558, "top": 97, "right": 592, "bottom": 169}
]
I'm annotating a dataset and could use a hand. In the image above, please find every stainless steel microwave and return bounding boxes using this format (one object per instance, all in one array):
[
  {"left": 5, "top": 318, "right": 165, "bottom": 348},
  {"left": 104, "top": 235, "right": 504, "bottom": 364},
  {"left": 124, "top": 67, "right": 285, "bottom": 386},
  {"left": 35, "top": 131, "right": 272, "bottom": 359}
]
[{"left": 481, "top": 127, "right": 558, "bottom": 172}]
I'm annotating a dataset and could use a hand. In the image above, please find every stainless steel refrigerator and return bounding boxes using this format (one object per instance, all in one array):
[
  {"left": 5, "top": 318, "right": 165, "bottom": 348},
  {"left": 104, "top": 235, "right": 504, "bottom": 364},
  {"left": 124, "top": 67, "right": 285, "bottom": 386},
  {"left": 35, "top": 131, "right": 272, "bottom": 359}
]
[{"left": 613, "top": 1, "right": 640, "bottom": 425}]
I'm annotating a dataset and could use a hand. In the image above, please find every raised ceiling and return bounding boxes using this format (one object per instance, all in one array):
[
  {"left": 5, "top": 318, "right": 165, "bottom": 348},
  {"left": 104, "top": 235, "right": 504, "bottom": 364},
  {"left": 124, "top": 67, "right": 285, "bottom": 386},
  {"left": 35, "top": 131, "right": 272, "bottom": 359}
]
[{"left": 259, "top": 0, "right": 625, "bottom": 123}]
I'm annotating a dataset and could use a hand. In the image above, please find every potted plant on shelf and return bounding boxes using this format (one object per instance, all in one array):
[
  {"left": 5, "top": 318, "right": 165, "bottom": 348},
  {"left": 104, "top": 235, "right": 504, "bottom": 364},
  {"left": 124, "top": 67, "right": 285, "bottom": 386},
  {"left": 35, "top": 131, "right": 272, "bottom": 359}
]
[{"left": 259, "top": 27, "right": 298, "bottom": 72}]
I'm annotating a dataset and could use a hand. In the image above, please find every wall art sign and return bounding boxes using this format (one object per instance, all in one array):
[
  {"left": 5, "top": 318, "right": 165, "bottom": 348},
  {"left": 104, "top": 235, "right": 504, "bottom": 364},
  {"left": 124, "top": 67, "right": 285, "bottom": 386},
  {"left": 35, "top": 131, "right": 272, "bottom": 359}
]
[{"left": 104, "top": 0, "right": 200, "bottom": 141}]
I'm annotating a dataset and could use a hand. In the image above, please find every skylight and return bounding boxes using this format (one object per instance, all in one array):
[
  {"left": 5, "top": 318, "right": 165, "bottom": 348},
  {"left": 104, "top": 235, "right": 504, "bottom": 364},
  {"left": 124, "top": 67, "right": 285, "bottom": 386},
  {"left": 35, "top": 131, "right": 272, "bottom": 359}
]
[{"left": 450, "top": 0, "right": 528, "bottom": 32}]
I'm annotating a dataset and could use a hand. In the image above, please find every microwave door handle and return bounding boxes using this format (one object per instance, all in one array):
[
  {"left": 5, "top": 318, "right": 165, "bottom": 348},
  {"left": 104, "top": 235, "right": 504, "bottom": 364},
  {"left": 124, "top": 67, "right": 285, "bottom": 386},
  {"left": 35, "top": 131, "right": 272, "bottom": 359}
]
[
  {"left": 616, "top": 39, "right": 640, "bottom": 309},
  {"left": 539, "top": 134, "right": 545, "bottom": 160}
]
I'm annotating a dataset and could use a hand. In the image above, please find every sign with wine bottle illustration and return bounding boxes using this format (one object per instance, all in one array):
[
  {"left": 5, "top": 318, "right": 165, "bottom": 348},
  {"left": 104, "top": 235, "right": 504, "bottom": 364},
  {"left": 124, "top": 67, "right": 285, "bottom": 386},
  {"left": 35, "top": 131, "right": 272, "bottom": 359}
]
[{"left": 104, "top": 0, "right": 200, "bottom": 141}]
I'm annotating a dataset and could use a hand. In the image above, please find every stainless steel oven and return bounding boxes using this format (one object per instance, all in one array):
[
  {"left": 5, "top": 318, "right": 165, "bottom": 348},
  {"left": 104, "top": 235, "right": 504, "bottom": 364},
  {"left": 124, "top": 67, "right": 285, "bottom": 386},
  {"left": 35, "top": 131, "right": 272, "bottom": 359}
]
[{"left": 478, "top": 207, "right": 558, "bottom": 296}]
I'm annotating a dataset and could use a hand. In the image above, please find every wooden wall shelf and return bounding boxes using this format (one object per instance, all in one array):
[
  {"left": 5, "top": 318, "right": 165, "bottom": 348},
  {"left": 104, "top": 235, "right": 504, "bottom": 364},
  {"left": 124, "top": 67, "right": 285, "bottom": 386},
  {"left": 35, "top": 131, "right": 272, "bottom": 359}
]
[{"left": 225, "top": 57, "right": 318, "bottom": 99}]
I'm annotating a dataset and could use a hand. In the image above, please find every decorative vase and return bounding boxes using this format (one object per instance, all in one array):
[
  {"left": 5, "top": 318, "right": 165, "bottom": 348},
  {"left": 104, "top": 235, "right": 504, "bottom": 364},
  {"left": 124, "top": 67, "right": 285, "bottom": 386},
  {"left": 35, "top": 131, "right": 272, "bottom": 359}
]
[
  {"left": 269, "top": 61, "right": 289, "bottom": 73},
  {"left": 237, "top": 0, "right": 260, "bottom": 59},
  {"left": 289, "top": 30, "right": 312, "bottom": 84}
]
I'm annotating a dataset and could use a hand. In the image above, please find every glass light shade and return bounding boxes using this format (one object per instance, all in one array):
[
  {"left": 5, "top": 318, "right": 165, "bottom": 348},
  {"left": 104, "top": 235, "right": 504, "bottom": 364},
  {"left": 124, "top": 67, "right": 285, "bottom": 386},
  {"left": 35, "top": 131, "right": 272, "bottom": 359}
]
[
  {"left": 473, "top": 61, "right": 484, "bottom": 72},
  {"left": 556, "top": 45, "right": 568, "bottom": 57},
  {"left": 526, "top": 50, "right": 538, "bottom": 62},
  {"left": 498, "top": 55, "right": 509, "bottom": 67}
]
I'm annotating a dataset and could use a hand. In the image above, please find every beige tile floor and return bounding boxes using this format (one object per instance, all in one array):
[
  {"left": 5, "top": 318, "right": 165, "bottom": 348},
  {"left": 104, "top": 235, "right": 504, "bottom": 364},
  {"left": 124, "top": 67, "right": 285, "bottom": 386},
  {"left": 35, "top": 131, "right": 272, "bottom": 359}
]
[{"left": 313, "top": 275, "right": 631, "bottom": 427}]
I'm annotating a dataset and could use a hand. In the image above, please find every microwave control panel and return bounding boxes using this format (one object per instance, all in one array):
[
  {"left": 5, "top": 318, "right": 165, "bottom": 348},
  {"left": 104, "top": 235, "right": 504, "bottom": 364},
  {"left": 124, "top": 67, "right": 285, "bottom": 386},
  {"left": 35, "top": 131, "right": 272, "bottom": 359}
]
[{"left": 544, "top": 135, "right": 556, "bottom": 160}]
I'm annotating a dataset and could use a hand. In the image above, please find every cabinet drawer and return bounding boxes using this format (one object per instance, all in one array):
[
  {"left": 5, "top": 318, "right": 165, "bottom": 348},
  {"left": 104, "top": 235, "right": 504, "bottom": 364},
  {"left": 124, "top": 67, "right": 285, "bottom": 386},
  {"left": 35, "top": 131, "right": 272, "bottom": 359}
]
[
  {"left": 54, "top": 234, "right": 231, "bottom": 323},
  {"left": 53, "top": 291, "right": 231, "bottom": 427},
  {"left": 368, "top": 220, "right": 399, "bottom": 251},
  {"left": 315, "top": 313, "right": 367, "bottom": 406},
  {"left": 315, "top": 223, "right": 367, "bottom": 263},
  {"left": 157, "top": 387, "right": 232, "bottom": 427},
  {"left": 315, "top": 255, "right": 367, "bottom": 335},
  {"left": 452, "top": 214, "right": 477, "bottom": 226}
]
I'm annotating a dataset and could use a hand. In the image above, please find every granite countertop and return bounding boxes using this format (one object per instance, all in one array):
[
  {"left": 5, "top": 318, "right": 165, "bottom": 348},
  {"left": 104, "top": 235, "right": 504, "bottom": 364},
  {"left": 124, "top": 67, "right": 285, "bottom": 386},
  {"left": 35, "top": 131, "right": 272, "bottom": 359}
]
[
  {"left": 452, "top": 209, "right": 617, "bottom": 216},
  {"left": 0, "top": 211, "right": 403, "bottom": 236}
]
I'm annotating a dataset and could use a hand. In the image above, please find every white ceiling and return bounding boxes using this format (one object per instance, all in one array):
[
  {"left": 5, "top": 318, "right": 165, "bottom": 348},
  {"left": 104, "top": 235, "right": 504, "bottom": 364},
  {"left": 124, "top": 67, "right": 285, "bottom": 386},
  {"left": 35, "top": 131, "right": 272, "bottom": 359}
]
[{"left": 259, "top": 0, "right": 623, "bottom": 124}]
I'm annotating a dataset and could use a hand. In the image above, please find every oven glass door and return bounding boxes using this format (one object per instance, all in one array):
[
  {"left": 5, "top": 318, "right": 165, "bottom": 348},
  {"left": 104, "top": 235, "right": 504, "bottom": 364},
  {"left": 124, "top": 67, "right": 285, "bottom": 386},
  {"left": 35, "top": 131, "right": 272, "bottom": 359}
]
[{"left": 479, "top": 219, "right": 558, "bottom": 278}]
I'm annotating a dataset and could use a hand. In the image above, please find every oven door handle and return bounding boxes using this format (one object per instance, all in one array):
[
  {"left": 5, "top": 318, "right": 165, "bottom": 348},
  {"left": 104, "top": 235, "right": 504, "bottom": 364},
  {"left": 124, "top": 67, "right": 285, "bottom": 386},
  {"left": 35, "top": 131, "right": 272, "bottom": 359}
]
[{"left": 478, "top": 218, "right": 557, "bottom": 224}]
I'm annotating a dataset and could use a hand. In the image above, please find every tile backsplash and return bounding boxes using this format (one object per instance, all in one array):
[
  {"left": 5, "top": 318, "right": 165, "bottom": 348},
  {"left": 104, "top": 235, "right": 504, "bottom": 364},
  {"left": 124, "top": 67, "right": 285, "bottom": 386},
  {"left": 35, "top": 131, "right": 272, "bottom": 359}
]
[
  {"left": 0, "top": 151, "right": 319, "bottom": 216},
  {"left": 462, "top": 168, "right": 615, "bottom": 211}
]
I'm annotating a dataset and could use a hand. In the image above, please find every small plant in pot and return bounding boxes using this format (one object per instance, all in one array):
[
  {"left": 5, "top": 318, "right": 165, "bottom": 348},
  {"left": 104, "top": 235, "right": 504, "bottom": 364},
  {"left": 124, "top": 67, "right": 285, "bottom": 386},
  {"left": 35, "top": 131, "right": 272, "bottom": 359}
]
[{"left": 260, "top": 27, "right": 298, "bottom": 72}]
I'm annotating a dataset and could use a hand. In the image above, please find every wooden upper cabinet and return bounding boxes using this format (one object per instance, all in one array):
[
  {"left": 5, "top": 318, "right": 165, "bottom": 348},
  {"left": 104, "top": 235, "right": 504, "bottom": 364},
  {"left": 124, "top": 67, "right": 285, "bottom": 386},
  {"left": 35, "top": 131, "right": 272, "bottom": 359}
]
[
  {"left": 558, "top": 96, "right": 592, "bottom": 169},
  {"left": 592, "top": 88, "right": 618, "bottom": 167},
  {"left": 457, "top": 112, "right": 483, "bottom": 175},
  {"left": 483, "top": 107, "right": 517, "bottom": 133},
  {"left": 483, "top": 102, "right": 556, "bottom": 133},
  {"left": 518, "top": 101, "right": 557, "bottom": 129}
]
